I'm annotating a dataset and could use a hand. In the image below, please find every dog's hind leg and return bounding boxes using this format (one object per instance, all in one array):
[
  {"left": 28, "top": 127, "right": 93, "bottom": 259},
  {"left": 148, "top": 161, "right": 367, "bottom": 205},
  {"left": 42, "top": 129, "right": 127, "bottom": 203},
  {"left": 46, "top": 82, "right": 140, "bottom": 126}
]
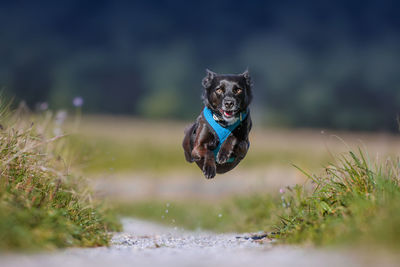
[{"left": 182, "top": 123, "right": 196, "bottom": 163}]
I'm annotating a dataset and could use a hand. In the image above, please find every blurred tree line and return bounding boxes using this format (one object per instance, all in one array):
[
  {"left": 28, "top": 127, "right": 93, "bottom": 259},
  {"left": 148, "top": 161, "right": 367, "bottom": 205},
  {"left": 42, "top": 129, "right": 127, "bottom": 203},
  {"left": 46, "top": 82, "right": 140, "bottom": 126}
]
[{"left": 1, "top": 0, "right": 400, "bottom": 131}]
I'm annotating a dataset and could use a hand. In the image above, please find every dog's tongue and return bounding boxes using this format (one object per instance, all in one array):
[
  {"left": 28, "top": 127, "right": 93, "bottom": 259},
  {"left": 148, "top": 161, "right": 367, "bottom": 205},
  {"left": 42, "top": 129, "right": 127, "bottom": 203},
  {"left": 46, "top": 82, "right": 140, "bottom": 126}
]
[{"left": 224, "top": 111, "right": 234, "bottom": 117}]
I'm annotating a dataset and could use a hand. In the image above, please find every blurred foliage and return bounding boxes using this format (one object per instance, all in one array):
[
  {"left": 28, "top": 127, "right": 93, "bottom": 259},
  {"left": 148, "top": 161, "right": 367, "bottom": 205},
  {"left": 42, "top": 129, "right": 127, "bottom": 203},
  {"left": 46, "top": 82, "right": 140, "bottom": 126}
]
[{"left": 1, "top": 0, "right": 400, "bottom": 130}]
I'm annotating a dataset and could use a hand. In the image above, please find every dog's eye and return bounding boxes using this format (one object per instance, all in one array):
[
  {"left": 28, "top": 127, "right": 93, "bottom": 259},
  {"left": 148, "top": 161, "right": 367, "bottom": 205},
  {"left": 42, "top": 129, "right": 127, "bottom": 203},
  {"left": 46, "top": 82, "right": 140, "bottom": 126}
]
[
  {"left": 215, "top": 88, "right": 224, "bottom": 95},
  {"left": 234, "top": 88, "right": 243, "bottom": 94}
]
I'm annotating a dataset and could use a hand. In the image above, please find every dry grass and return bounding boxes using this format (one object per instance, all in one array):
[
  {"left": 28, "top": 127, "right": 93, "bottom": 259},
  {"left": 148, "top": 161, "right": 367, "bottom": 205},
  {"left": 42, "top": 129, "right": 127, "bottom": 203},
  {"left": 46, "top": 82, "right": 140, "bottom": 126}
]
[{"left": 0, "top": 106, "right": 120, "bottom": 251}]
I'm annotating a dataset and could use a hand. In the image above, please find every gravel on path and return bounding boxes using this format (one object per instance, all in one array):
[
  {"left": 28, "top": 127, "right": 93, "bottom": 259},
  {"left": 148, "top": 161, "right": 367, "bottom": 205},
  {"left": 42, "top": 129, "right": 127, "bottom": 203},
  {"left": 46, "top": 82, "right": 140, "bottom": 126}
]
[{"left": 0, "top": 218, "right": 396, "bottom": 267}]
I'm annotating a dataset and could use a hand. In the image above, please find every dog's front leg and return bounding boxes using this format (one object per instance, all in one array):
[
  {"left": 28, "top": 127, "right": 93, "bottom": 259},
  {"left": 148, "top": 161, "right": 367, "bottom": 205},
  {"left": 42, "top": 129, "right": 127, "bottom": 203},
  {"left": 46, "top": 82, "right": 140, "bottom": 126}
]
[
  {"left": 235, "top": 139, "right": 249, "bottom": 160},
  {"left": 191, "top": 123, "right": 216, "bottom": 178},
  {"left": 193, "top": 146, "right": 216, "bottom": 179},
  {"left": 216, "top": 135, "right": 237, "bottom": 164},
  {"left": 202, "top": 149, "right": 216, "bottom": 178}
]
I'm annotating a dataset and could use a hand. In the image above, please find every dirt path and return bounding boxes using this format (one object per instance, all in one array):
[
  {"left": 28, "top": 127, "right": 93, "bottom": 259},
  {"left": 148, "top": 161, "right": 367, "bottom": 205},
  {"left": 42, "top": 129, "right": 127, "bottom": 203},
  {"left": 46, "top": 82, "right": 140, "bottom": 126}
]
[{"left": 1, "top": 218, "right": 395, "bottom": 267}]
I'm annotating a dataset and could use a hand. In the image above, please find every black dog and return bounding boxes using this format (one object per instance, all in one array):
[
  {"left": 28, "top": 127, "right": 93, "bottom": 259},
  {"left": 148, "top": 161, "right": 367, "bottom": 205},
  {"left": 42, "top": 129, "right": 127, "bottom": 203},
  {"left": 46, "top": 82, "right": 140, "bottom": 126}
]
[{"left": 182, "top": 70, "right": 253, "bottom": 179}]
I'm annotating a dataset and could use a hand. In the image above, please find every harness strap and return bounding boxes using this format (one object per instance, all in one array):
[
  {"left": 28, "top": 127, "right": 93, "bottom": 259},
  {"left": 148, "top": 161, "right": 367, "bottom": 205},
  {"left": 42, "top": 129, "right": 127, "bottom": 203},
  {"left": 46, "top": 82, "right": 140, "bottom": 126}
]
[{"left": 202, "top": 107, "right": 248, "bottom": 163}]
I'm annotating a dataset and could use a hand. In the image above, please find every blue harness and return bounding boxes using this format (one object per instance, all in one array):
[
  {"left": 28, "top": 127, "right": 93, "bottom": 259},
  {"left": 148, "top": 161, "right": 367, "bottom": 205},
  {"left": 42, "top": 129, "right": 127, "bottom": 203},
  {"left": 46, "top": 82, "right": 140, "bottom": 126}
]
[{"left": 203, "top": 107, "right": 248, "bottom": 163}]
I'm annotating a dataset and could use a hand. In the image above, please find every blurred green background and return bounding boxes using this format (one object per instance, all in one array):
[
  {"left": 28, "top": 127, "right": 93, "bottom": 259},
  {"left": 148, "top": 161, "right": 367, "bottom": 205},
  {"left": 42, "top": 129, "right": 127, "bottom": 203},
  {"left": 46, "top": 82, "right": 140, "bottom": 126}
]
[{"left": 1, "top": 0, "right": 400, "bottom": 131}]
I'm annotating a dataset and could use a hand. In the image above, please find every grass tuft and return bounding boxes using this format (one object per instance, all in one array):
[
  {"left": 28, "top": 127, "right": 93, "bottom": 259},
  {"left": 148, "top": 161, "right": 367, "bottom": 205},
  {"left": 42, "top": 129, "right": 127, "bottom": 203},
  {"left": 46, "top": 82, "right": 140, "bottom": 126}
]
[
  {"left": 275, "top": 149, "right": 400, "bottom": 248},
  {"left": 0, "top": 104, "right": 121, "bottom": 251}
]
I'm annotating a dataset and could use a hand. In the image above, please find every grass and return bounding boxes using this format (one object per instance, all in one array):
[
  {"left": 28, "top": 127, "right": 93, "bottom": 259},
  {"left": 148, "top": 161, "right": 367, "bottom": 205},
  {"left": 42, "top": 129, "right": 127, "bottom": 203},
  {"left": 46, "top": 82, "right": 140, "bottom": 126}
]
[
  {"left": 0, "top": 104, "right": 121, "bottom": 251},
  {"left": 115, "top": 149, "right": 400, "bottom": 249},
  {"left": 275, "top": 149, "right": 400, "bottom": 248},
  {"left": 113, "top": 195, "right": 277, "bottom": 233},
  {"left": 67, "top": 134, "right": 327, "bottom": 174},
  {"left": 65, "top": 115, "right": 400, "bottom": 175},
  {"left": 66, "top": 135, "right": 185, "bottom": 173}
]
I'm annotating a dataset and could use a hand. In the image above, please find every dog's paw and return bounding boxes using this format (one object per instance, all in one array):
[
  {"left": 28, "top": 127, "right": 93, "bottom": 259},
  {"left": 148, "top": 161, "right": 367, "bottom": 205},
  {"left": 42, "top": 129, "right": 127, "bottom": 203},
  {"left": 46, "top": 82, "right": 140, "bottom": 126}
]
[
  {"left": 191, "top": 151, "right": 201, "bottom": 162},
  {"left": 216, "top": 150, "right": 232, "bottom": 165},
  {"left": 236, "top": 141, "right": 249, "bottom": 159},
  {"left": 184, "top": 151, "right": 194, "bottom": 163},
  {"left": 202, "top": 163, "right": 216, "bottom": 179}
]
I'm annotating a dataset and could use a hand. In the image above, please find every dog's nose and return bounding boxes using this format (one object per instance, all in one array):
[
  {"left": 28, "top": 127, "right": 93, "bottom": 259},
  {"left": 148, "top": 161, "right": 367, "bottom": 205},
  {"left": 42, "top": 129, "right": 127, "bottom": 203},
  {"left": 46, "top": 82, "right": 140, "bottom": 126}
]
[{"left": 224, "top": 100, "right": 234, "bottom": 109}]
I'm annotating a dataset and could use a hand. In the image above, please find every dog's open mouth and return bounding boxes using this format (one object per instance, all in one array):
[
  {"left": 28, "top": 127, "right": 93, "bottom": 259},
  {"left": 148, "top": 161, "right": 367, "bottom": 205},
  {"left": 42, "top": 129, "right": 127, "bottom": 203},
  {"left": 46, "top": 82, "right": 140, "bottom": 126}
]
[{"left": 221, "top": 109, "right": 237, "bottom": 118}]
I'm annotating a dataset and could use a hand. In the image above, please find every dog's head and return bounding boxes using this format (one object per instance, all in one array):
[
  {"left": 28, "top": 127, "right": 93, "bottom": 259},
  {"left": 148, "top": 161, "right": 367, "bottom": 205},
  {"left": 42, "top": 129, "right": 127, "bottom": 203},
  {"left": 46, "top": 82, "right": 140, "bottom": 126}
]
[{"left": 202, "top": 69, "right": 253, "bottom": 122}]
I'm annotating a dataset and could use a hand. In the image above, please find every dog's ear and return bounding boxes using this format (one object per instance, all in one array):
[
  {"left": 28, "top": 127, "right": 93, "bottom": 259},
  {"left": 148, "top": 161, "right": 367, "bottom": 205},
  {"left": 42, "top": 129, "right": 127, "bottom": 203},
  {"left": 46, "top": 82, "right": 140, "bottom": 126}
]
[
  {"left": 241, "top": 69, "right": 253, "bottom": 105},
  {"left": 240, "top": 69, "right": 251, "bottom": 87},
  {"left": 202, "top": 69, "right": 216, "bottom": 88}
]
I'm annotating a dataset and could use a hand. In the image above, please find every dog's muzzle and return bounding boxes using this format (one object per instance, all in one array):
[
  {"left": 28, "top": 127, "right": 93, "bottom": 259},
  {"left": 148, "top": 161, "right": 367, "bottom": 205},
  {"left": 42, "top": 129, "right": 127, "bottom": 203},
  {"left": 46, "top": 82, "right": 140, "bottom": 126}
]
[{"left": 222, "top": 97, "right": 238, "bottom": 118}]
